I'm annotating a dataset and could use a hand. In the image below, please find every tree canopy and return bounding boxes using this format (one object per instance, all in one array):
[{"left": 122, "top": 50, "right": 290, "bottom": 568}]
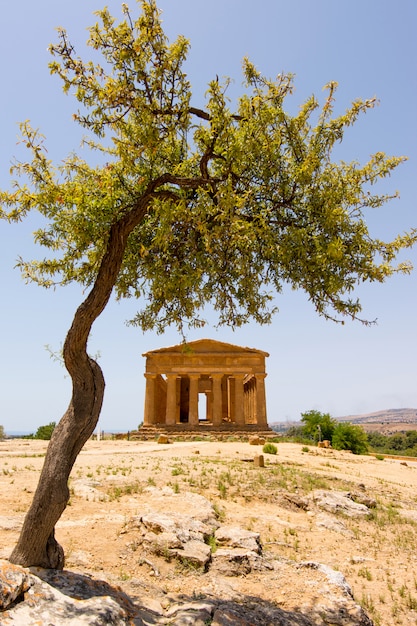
[
  {"left": 1, "top": 1, "right": 415, "bottom": 333},
  {"left": 300, "top": 409, "right": 336, "bottom": 442},
  {"left": 1, "top": 0, "right": 416, "bottom": 568}
]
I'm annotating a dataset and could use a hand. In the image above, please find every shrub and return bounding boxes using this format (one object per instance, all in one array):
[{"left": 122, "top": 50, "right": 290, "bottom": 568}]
[
  {"left": 263, "top": 442, "right": 278, "bottom": 455},
  {"left": 33, "top": 422, "right": 56, "bottom": 440},
  {"left": 331, "top": 422, "right": 368, "bottom": 455}
]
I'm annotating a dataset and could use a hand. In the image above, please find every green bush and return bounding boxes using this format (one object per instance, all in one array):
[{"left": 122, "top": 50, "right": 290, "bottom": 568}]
[
  {"left": 331, "top": 422, "right": 368, "bottom": 455},
  {"left": 33, "top": 422, "right": 56, "bottom": 440},
  {"left": 263, "top": 442, "right": 278, "bottom": 455}
]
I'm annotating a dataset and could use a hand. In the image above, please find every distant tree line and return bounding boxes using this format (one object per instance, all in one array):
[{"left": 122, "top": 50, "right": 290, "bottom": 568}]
[{"left": 367, "top": 430, "right": 417, "bottom": 457}]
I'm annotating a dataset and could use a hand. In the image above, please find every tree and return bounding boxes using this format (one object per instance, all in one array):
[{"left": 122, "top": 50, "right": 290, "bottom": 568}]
[
  {"left": 300, "top": 410, "right": 337, "bottom": 442},
  {"left": 1, "top": 1, "right": 415, "bottom": 568},
  {"left": 332, "top": 422, "right": 368, "bottom": 455},
  {"left": 366, "top": 431, "right": 389, "bottom": 451},
  {"left": 33, "top": 422, "right": 56, "bottom": 441},
  {"left": 388, "top": 433, "right": 408, "bottom": 451},
  {"left": 0, "top": 425, "right": 5, "bottom": 440}
]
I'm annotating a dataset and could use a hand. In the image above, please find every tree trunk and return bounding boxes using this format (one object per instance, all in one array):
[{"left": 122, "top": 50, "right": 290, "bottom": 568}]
[
  {"left": 9, "top": 197, "right": 152, "bottom": 568},
  {"left": 9, "top": 357, "right": 105, "bottom": 568}
]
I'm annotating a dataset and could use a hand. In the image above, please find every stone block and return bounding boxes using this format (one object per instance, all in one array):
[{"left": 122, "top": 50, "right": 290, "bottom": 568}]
[{"left": 254, "top": 454, "right": 264, "bottom": 467}]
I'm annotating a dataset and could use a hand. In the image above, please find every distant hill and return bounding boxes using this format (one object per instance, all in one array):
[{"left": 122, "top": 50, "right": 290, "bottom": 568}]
[
  {"left": 271, "top": 408, "right": 417, "bottom": 434},
  {"left": 337, "top": 408, "right": 417, "bottom": 425}
]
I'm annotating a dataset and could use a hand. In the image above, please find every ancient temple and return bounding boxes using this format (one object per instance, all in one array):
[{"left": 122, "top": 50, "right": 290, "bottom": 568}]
[{"left": 142, "top": 339, "right": 269, "bottom": 429}]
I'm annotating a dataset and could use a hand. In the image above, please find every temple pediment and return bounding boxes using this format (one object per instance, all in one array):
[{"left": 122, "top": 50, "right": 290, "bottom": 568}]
[{"left": 143, "top": 338, "right": 269, "bottom": 357}]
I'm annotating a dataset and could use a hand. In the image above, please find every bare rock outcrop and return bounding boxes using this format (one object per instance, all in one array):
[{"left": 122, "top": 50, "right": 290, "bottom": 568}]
[
  {"left": 0, "top": 558, "right": 374, "bottom": 625},
  {"left": 0, "top": 560, "right": 134, "bottom": 625},
  {"left": 214, "top": 526, "right": 262, "bottom": 553},
  {"left": 310, "top": 489, "right": 370, "bottom": 517},
  {"left": 0, "top": 489, "right": 376, "bottom": 625}
]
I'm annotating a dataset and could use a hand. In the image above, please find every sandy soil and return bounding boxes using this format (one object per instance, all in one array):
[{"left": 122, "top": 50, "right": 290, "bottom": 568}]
[{"left": 1, "top": 438, "right": 417, "bottom": 625}]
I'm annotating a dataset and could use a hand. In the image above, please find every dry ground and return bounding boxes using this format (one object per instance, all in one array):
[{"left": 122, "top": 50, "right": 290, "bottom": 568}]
[{"left": 1, "top": 438, "right": 417, "bottom": 625}]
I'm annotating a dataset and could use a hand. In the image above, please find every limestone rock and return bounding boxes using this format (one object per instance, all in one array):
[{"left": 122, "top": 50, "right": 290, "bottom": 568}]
[
  {"left": 172, "top": 539, "right": 212, "bottom": 568},
  {"left": 297, "top": 562, "right": 373, "bottom": 626},
  {"left": 0, "top": 564, "right": 135, "bottom": 625},
  {"left": 211, "top": 548, "right": 266, "bottom": 576},
  {"left": 141, "top": 512, "right": 214, "bottom": 544},
  {"left": 70, "top": 478, "right": 107, "bottom": 501},
  {"left": 0, "top": 560, "right": 31, "bottom": 610},
  {"left": 165, "top": 599, "right": 214, "bottom": 625},
  {"left": 215, "top": 526, "right": 262, "bottom": 554},
  {"left": 143, "top": 530, "right": 182, "bottom": 554},
  {"left": 349, "top": 491, "right": 377, "bottom": 509},
  {"left": 311, "top": 490, "right": 370, "bottom": 517},
  {"left": 124, "top": 497, "right": 219, "bottom": 567},
  {"left": 282, "top": 494, "right": 309, "bottom": 511},
  {"left": 315, "top": 513, "right": 355, "bottom": 536}
]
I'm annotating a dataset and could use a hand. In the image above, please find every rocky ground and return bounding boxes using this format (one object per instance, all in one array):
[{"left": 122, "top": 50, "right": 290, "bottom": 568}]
[{"left": 1, "top": 438, "right": 417, "bottom": 624}]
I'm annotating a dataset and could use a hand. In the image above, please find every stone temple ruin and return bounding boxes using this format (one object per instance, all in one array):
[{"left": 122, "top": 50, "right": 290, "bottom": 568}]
[{"left": 140, "top": 339, "right": 271, "bottom": 435}]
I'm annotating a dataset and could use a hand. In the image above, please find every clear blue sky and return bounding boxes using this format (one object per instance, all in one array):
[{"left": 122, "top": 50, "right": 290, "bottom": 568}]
[{"left": 1, "top": 1, "right": 416, "bottom": 434}]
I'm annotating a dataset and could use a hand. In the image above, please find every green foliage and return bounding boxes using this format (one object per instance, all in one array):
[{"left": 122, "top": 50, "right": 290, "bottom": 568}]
[
  {"left": 332, "top": 422, "right": 368, "bottom": 455},
  {"left": 206, "top": 533, "right": 218, "bottom": 554},
  {"left": 300, "top": 410, "right": 337, "bottom": 442},
  {"left": 0, "top": 425, "right": 4, "bottom": 440},
  {"left": 33, "top": 422, "right": 56, "bottom": 440},
  {"left": 263, "top": 442, "right": 278, "bottom": 455},
  {"left": 297, "top": 410, "right": 368, "bottom": 454},
  {"left": 367, "top": 430, "right": 417, "bottom": 457},
  {"left": 0, "top": 0, "right": 415, "bottom": 336}
]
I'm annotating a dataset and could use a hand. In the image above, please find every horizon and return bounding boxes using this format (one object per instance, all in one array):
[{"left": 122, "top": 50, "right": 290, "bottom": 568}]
[
  {"left": 4, "top": 406, "right": 417, "bottom": 437},
  {"left": 1, "top": 0, "right": 416, "bottom": 433}
]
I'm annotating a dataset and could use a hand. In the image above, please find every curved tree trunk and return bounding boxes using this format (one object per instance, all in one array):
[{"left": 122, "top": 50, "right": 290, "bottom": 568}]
[
  {"left": 9, "top": 357, "right": 105, "bottom": 568},
  {"left": 9, "top": 197, "right": 152, "bottom": 568}
]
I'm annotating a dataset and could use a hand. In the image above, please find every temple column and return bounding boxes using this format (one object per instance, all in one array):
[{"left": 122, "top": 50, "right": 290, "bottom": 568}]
[
  {"left": 255, "top": 373, "right": 268, "bottom": 426},
  {"left": 188, "top": 374, "right": 200, "bottom": 426},
  {"left": 226, "top": 377, "right": 232, "bottom": 421},
  {"left": 143, "top": 373, "right": 157, "bottom": 425},
  {"left": 206, "top": 391, "right": 213, "bottom": 422},
  {"left": 211, "top": 374, "right": 223, "bottom": 426},
  {"left": 251, "top": 379, "right": 256, "bottom": 423},
  {"left": 166, "top": 374, "right": 179, "bottom": 425},
  {"left": 234, "top": 374, "right": 245, "bottom": 426}
]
